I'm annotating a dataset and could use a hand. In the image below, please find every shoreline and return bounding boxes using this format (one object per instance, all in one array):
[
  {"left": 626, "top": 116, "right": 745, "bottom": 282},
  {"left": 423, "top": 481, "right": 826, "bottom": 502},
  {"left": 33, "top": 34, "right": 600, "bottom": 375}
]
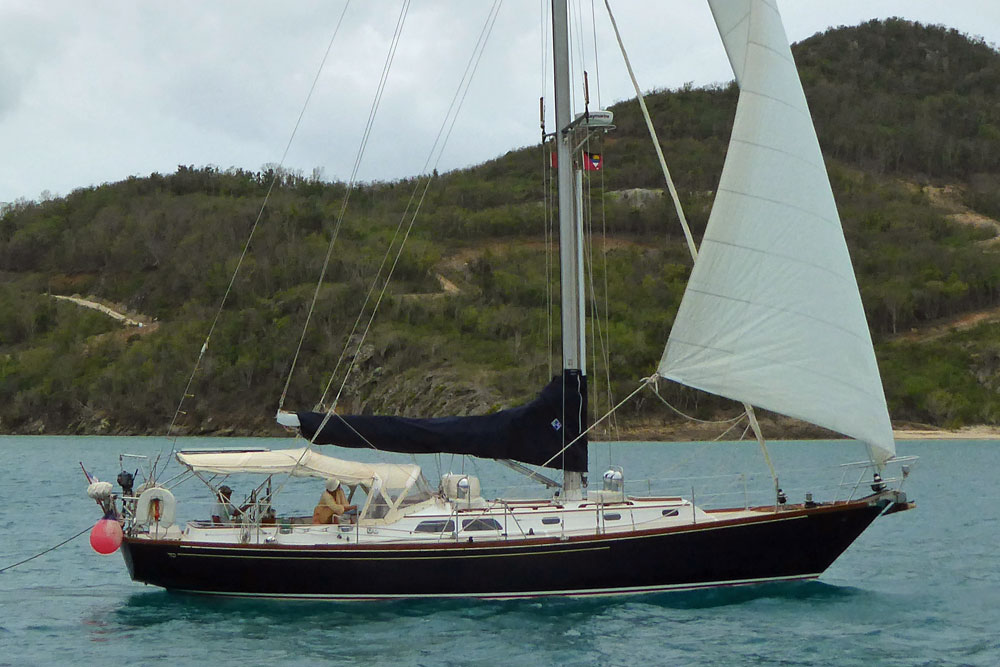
[
  {"left": 891, "top": 425, "right": 1000, "bottom": 440},
  {"left": 592, "top": 420, "right": 1000, "bottom": 442},
  {"left": 4, "top": 421, "right": 1000, "bottom": 442}
]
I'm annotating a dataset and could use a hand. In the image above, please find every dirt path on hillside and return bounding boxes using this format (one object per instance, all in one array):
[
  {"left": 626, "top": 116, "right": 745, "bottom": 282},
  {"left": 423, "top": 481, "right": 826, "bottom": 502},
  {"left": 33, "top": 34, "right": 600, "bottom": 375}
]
[
  {"left": 438, "top": 237, "right": 654, "bottom": 273},
  {"left": 51, "top": 294, "right": 159, "bottom": 334},
  {"left": 883, "top": 185, "right": 1000, "bottom": 343},
  {"left": 923, "top": 184, "right": 1000, "bottom": 247},
  {"left": 891, "top": 306, "right": 1000, "bottom": 343},
  {"left": 400, "top": 238, "right": 655, "bottom": 299}
]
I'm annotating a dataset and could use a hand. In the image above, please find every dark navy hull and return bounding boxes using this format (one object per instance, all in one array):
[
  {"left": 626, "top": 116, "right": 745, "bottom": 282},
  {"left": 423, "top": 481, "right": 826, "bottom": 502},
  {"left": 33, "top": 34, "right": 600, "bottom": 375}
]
[{"left": 121, "top": 496, "right": 908, "bottom": 599}]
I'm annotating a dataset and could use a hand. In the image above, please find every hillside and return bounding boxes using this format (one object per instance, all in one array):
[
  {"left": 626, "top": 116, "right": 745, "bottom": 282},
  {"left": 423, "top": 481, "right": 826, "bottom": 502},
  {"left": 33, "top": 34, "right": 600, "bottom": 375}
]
[{"left": 2, "top": 19, "right": 999, "bottom": 438}]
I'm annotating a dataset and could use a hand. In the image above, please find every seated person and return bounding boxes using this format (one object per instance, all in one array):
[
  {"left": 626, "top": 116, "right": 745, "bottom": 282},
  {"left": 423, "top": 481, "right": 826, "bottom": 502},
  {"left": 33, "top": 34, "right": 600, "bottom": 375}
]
[
  {"left": 312, "top": 478, "right": 357, "bottom": 524},
  {"left": 212, "top": 485, "right": 236, "bottom": 524}
]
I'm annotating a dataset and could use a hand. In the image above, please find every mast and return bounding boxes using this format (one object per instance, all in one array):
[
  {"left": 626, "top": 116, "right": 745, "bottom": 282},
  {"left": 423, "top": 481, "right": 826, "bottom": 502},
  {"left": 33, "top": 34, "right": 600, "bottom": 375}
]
[{"left": 552, "top": 0, "right": 587, "bottom": 499}]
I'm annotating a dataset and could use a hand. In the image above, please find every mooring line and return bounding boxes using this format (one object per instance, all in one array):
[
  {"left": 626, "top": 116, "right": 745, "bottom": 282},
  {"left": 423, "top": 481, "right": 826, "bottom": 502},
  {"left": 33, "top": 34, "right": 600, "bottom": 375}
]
[{"left": 0, "top": 525, "right": 92, "bottom": 573}]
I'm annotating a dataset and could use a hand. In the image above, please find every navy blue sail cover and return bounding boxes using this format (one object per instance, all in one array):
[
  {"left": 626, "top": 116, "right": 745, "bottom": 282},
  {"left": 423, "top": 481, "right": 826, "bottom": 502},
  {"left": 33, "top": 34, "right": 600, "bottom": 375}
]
[{"left": 296, "top": 371, "right": 588, "bottom": 473}]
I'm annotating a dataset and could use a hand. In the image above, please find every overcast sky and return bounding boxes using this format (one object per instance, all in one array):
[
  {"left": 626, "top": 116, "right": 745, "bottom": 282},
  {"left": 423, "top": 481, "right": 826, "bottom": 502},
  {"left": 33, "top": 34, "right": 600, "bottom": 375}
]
[{"left": 1, "top": 0, "right": 998, "bottom": 205}]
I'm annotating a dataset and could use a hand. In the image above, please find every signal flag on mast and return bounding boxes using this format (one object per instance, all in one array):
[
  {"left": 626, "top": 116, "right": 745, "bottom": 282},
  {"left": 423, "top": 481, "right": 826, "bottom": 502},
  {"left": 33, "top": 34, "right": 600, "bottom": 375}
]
[
  {"left": 583, "top": 152, "right": 603, "bottom": 171},
  {"left": 549, "top": 152, "right": 604, "bottom": 171}
]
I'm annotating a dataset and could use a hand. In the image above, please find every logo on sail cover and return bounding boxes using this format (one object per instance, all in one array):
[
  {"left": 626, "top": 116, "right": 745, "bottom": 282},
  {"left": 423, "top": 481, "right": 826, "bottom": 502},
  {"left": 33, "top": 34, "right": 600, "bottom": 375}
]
[{"left": 551, "top": 418, "right": 562, "bottom": 431}]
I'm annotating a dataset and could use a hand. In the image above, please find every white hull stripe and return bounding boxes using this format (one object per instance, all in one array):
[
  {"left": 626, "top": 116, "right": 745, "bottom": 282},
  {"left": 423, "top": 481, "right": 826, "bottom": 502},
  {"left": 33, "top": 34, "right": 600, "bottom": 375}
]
[{"left": 169, "top": 573, "right": 821, "bottom": 601}]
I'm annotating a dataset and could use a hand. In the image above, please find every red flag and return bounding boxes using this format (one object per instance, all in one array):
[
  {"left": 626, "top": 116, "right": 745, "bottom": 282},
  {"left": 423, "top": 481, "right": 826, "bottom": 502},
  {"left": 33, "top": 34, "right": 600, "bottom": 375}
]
[{"left": 583, "top": 152, "right": 603, "bottom": 171}]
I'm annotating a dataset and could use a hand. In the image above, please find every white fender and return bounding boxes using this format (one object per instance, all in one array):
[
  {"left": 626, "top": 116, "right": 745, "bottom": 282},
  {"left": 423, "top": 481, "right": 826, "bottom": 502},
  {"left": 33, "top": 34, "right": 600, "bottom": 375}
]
[
  {"left": 135, "top": 486, "right": 177, "bottom": 528},
  {"left": 87, "top": 480, "right": 113, "bottom": 500}
]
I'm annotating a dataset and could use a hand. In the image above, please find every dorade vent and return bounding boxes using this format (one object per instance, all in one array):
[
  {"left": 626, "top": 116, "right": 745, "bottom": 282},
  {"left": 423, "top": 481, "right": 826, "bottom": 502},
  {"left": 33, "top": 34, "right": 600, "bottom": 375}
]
[
  {"left": 461, "top": 518, "right": 502, "bottom": 531},
  {"left": 603, "top": 468, "right": 624, "bottom": 493},
  {"left": 414, "top": 520, "right": 455, "bottom": 533},
  {"left": 589, "top": 466, "right": 626, "bottom": 505}
]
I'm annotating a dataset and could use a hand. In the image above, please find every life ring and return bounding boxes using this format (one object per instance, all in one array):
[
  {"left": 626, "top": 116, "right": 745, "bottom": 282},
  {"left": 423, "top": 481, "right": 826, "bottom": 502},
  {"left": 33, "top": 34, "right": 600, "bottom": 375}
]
[{"left": 135, "top": 487, "right": 176, "bottom": 528}]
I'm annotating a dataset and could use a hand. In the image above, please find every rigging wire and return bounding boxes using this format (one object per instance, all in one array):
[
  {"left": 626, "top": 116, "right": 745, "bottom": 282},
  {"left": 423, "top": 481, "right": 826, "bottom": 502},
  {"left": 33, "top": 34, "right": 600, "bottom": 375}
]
[
  {"left": 601, "top": 0, "right": 776, "bottom": 490},
  {"left": 650, "top": 382, "right": 746, "bottom": 425},
  {"left": 315, "top": 183, "right": 422, "bottom": 410},
  {"left": 321, "top": 0, "right": 504, "bottom": 407},
  {"left": 577, "top": 15, "right": 616, "bottom": 443},
  {"left": 539, "top": 0, "right": 551, "bottom": 99},
  {"left": 267, "top": 3, "right": 506, "bottom": 504},
  {"left": 540, "top": 0, "right": 555, "bottom": 379},
  {"left": 574, "top": 0, "right": 619, "bottom": 445},
  {"left": 242, "top": 0, "right": 424, "bottom": 506},
  {"left": 586, "top": 0, "right": 615, "bottom": 442},
  {"left": 582, "top": 152, "right": 618, "bottom": 443},
  {"left": 150, "top": 0, "right": 354, "bottom": 481},
  {"left": 279, "top": 0, "right": 412, "bottom": 412},
  {"left": 539, "top": 377, "right": 749, "bottom": 488},
  {"left": 332, "top": 4, "right": 504, "bottom": 412},
  {"left": 540, "top": 377, "right": 650, "bottom": 471},
  {"left": 542, "top": 128, "right": 554, "bottom": 379},
  {"left": 572, "top": 0, "right": 588, "bottom": 112},
  {"left": 602, "top": 0, "right": 698, "bottom": 261},
  {"left": 589, "top": 0, "right": 602, "bottom": 110},
  {"left": 582, "top": 163, "right": 601, "bottom": 422},
  {"left": 597, "top": 141, "right": 617, "bottom": 440},
  {"left": 320, "top": 0, "right": 503, "bottom": 415}
]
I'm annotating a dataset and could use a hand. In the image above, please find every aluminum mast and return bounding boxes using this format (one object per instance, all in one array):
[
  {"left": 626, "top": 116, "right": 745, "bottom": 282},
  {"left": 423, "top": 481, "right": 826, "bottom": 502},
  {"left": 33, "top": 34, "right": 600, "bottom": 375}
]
[{"left": 551, "top": 0, "right": 587, "bottom": 499}]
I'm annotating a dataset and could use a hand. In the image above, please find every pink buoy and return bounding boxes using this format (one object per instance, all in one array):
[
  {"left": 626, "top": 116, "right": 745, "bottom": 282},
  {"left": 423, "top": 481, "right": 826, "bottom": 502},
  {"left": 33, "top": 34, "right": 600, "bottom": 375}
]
[{"left": 90, "top": 518, "right": 123, "bottom": 555}]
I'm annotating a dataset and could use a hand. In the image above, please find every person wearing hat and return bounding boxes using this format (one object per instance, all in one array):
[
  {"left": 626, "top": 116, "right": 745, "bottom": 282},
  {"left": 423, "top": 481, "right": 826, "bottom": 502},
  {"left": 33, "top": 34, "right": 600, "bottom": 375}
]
[
  {"left": 312, "top": 478, "right": 356, "bottom": 524},
  {"left": 212, "top": 485, "right": 236, "bottom": 524}
]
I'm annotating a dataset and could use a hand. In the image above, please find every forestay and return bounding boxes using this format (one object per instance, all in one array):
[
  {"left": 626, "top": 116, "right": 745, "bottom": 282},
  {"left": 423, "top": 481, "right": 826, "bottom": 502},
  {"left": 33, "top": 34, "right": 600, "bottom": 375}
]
[{"left": 658, "top": 0, "right": 895, "bottom": 465}]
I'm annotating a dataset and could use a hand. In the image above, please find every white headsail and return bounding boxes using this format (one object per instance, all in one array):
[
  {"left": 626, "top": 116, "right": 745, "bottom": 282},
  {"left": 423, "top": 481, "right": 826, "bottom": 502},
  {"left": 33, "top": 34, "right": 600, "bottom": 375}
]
[{"left": 658, "top": 0, "right": 895, "bottom": 465}]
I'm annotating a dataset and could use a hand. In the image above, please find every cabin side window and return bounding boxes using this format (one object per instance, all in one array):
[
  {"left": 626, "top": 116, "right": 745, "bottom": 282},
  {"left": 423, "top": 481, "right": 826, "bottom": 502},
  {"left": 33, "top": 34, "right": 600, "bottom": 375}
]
[
  {"left": 414, "top": 520, "right": 455, "bottom": 533},
  {"left": 461, "top": 518, "right": 502, "bottom": 531}
]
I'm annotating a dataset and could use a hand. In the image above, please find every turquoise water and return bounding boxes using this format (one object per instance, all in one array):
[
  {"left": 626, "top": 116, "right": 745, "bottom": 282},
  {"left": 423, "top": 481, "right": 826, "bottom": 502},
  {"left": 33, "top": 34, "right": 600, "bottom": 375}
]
[{"left": 1, "top": 436, "right": 997, "bottom": 666}]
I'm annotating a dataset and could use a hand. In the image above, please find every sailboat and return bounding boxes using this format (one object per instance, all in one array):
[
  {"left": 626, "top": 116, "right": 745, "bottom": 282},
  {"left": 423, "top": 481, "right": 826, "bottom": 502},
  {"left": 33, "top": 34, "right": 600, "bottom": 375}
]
[{"left": 86, "top": 0, "right": 914, "bottom": 599}]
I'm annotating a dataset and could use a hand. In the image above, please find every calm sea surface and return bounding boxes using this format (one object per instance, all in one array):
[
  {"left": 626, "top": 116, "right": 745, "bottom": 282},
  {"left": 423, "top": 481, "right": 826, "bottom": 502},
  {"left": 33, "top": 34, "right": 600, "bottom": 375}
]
[{"left": 0, "top": 436, "right": 997, "bottom": 666}]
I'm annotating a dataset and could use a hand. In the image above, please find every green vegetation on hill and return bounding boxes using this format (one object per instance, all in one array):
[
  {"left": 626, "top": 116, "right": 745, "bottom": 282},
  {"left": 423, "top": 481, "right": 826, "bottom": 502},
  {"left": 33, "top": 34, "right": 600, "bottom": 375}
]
[{"left": 1, "top": 19, "right": 999, "bottom": 437}]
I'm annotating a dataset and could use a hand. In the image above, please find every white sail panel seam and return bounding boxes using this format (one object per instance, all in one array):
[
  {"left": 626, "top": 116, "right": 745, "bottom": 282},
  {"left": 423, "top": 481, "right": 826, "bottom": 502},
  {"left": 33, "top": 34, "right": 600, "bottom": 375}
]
[
  {"left": 675, "top": 286, "right": 872, "bottom": 345},
  {"left": 713, "top": 187, "right": 839, "bottom": 229},
  {"left": 662, "top": 349, "right": 886, "bottom": 408},
  {"left": 717, "top": 10, "right": 750, "bottom": 42},
  {"left": 744, "top": 38, "right": 795, "bottom": 68},
  {"left": 707, "top": 1, "right": 751, "bottom": 83},
  {"left": 698, "top": 238, "right": 855, "bottom": 284},
  {"left": 737, "top": 4, "right": 753, "bottom": 82},
  {"left": 726, "top": 137, "right": 827, "bottom": 173},
  {"left": 660, "top": 369, "right": 889, "bottom": 451},
  {"left": 734, "top": 86, "right": 812, "bottom": 123}
]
